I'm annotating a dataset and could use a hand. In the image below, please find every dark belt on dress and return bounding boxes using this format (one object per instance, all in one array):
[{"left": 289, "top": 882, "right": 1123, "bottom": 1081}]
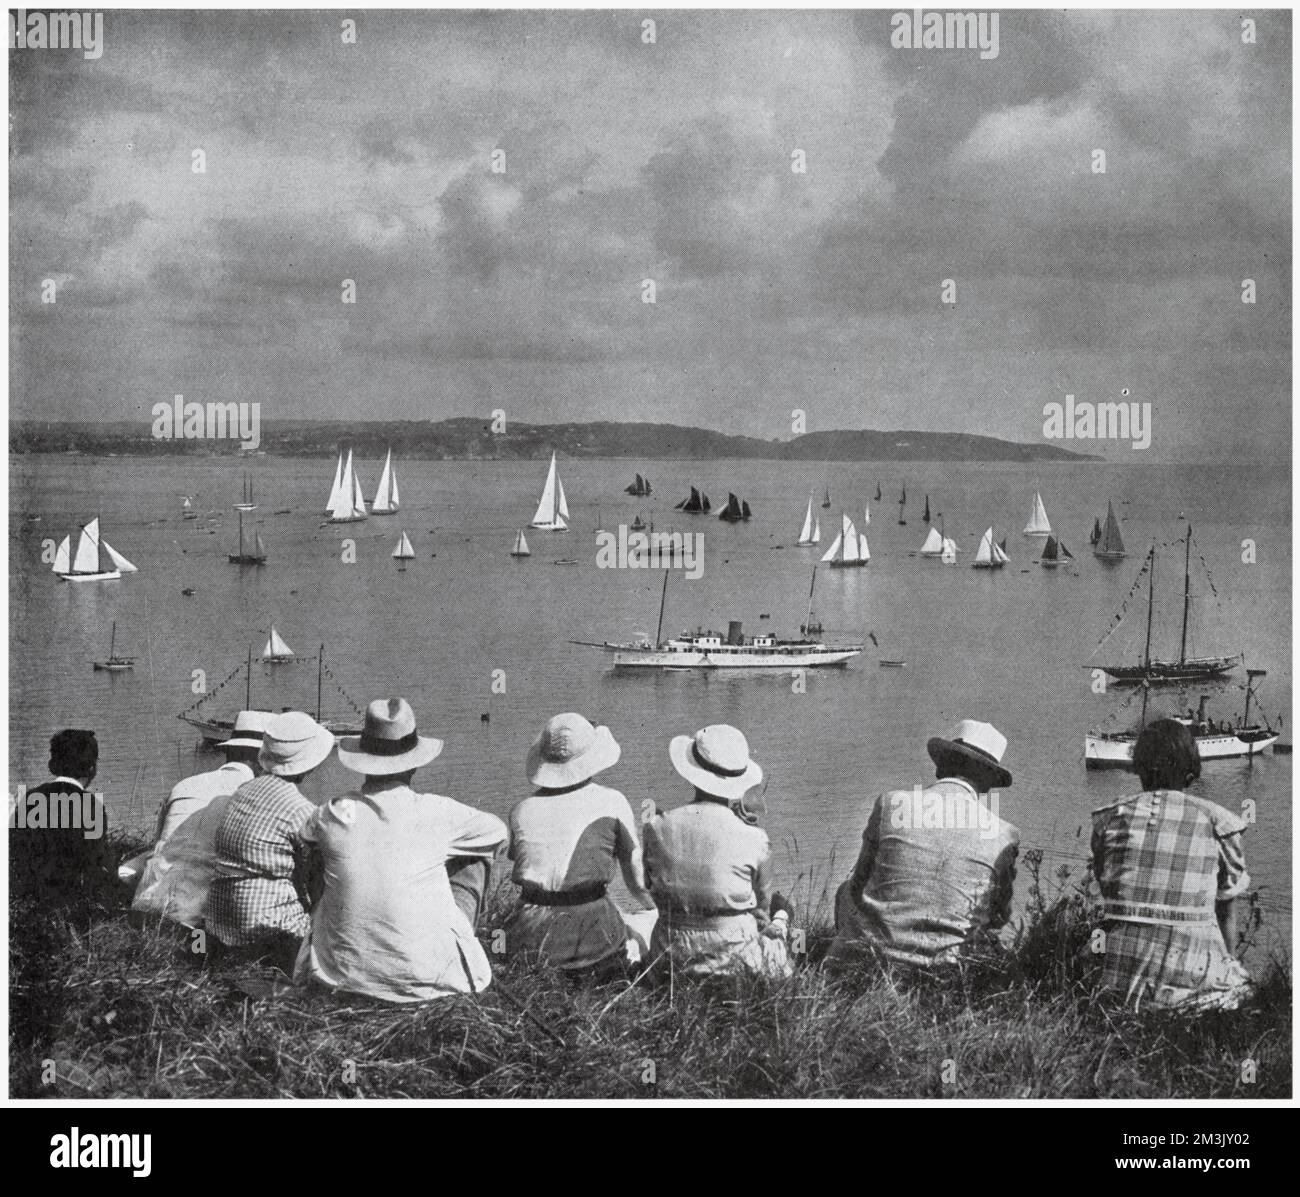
[{"left": 520, "top": 880, "right": 609, "bottom": 907}]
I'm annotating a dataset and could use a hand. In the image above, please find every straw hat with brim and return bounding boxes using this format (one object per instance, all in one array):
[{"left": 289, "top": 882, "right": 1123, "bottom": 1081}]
[
  {"left": 926, "top": 719, "right": 1013, "bottom": 790},
  {"left": 338, "top": 698, "right": 444, "bottom": 775},
  {"left": 258, "top": 711, "right": 337, "bottom": 778},
  {"left": 527, "top": 713, "right": 621, "bottom": 788},
  {"left": 222, "top": 709, "right": 273, "bottom": 751},
  {"left": 670, "top": 725, "right": 763, "bottom": 804}
]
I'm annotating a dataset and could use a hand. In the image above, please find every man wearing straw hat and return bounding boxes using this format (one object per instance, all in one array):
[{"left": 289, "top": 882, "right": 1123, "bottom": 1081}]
[
  {"left": 294, "top": 698, "right": 507, "bottom": 1002},
  {"left": 206, "top": 711, "right": 336, "bottom": 970},
  {"left": 130, "top": 710, "right": 271, "bottom": 929},
  {"left": 642, "top": 724, "right": 794, "bottom": 979},
  {"left": 828, "top": 719, "right": 1020, "bottom": 969}
]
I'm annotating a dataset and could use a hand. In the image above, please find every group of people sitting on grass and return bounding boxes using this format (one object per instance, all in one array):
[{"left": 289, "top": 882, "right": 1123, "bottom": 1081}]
[{"left": 11, "top": 703, "right": 1254, "bottom": 1013}]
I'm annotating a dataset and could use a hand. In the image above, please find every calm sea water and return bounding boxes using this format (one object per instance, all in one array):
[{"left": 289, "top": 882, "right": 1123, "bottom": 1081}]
[{"left": 8, "top": 453, "right": 1292, "bottom": 956}]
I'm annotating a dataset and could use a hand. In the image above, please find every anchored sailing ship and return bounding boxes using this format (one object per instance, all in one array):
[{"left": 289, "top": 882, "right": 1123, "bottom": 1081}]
[
  {"left": 821, "top": 486, "right": 832, "bottom": 509},
  {"left": 181, "top": 496, "right": 198, "bottom": 521},
  {"left": 52, "top": 517, "right": 138, "bottom": 582},
  {"left": 93, "top": 622, "right": 135, "bottom": 671},
  {"left": 530, "top": 453, "right": 570, "bottom": 530},
  {"left": 371, "top": 449, "right": 400, "bottom": 515},
  {"left": 1023, "top": 492, "right": 1052, "bottom": 537},
  {"left": 897, "top": 485, "right": 907, "bottom": 525},
  {"left": 795, "top": 494, "right": 821, "bottom": 545},
  {"left": 326, "top": 450, "right": 368, "bottom": 523},
  {"left": 1089, "top": 516, "right": 1102, "bottom": 545},
  {"left": 582, "top": 570, "right": 862, "bottom": 669},
  {"left": 178, "top": 643, "right": 364, "bottom": 744},
  {"left": 1096, "top": 530, "right": 1241, "bottom": 685},
  {"left": 229, "top": 504, "right": 267, "bottom": 565},
  {"left": 1092, "top": 500, "right": 1126, "bottom": 560},
  {"left": 625, "top": 473, "right": 652, "bottom": 496},
  {"left": 821, "top": 513, "right": 869, "bottom": 569},
  {"left": 971, "top": 527, "right": 1010, "bottom": 569},
  {"left": 718, "top": 493, "right": 752, "bottom": 522}
]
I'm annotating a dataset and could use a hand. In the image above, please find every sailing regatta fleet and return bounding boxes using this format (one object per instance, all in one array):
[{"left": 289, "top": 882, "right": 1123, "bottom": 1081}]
[{"left": 54, "top": 444, "right": 1279, "bottom": 768}]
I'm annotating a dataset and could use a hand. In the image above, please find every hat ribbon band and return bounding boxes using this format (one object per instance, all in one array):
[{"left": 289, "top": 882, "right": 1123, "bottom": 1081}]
[
  {"left": 358, "top": 729, "right": 421, "bottom": 756},
  {"left": 954, "top": 739, "right": 1002, "bottom": 767},
  {"left": 693, "top": 742, "right": 748, "bottom": 778}
]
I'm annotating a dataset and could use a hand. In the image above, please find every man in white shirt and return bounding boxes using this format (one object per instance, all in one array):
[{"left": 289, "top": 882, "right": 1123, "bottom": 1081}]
[
  {"left": 130, "top": 711, "right": 270, "bottom": 928},
  {"left": 295, "top": 698, "right": 507, "bottom": 1002}
]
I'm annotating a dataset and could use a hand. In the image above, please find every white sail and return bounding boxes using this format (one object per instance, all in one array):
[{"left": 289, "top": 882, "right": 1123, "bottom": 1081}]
[
  {"left": 857, "top": 532, "right": 870, "bottom": 561},
  {"left": 840, "top": 514, "right": 865, "bottom": 563},
  {"left": 940, "top": 537, "right": 958, "bottom": 564},
  {"left": 1024, "top": 492, "right": 1052, "bottom": 535},
  {"left": 389, "top": 468, "right": 400, "bottom": 509},
  {"left": 530, "top": 453, "right": 568, "bottom": 529},
  {"left": 264, "top": 627, "right": 293, "bottom": 658},
  {"left": 919, "top": 525, "right": 944, "bottom": 555},
  {"left": 797, "top": 496, "right": 815, "bottom": 544},
  {"left": 329, "top": 452, "right": 355, "bottom": 519},
  {"left": 373, "top": 450, "right": 395, "bottom": 513},
  {"left": 326, "top": 453, "right": 345, "bottom": 513},
  {"left": 72, "top": 519, "right": 101, "bottom": 573},
  {"left": 974, "top": 527, "right": 994, "bottom": 565},
  {"left": 820, "top": 532, "right": 843, "bottom": 563},
  {"left": 993, "top": 542, "right": 1011, "bottom": 564},
  {"left": 812, "top": 517, "right": 820, "bottom": 543},
  {"left": 392, "top": 531, "right": 414, "bottom": 558},
  {"left": 862, "top": 505, "right": 870, "bottom": 527},
  {"left": 351, "top": 461, "right": 367, "bottom": 512},
  {"left": 182, "top": 496, "right": 192, "bottom": 510},
  {"left": 512, "top": 529, "right": 531, "bottom": 556},
  {"left": 52, "top": 535, "right": 70, "bottom": 574},
  {"left": 102, "top": 539, "right": 138, "bottom": 573}
]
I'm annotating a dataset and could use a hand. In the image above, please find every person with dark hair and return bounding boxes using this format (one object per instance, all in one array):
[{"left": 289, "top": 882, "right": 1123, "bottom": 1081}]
[
  {"left": 827, "top": 720, "right": 1020, "bottom": 968},
  {"left": 10, "top": 729, "right": 117, "bottom": 909},
  {"left": 1091, "top": 718, "right": 1253, "bottom": 1011}
]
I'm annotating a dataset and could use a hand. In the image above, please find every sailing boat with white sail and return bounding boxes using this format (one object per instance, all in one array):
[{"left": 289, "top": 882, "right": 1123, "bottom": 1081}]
[
  {"left": 529, "top": 452, "right": 570, "bottom": 530},
  {"left": 821, "top": 513, "right": 869, "bottom": 569},
  {"left": 326, "top": 450, "right": 368, "bottom": 523},
  {"left": 181, "top": 496, "right": 198, "bottom": 521},
  {"left": 392, "top": 531, "right": 415, "bottom": 569},
  {"left": 53, "top": 517, "right": 138, "bottom": 582},
  {"left": 971, "top": 527, "right": 1010, "bottom": 569},
  {"left": 511, "top": 529, "right": 531, "bottom": 557},
  {"left": 1093, "top": 500, "right": 1126, "bottom": 560},
  {"left": 1023, "top": 492, "right": 1052, "bottom": 537},
  {"left": 918, "top": 525, "right": 944, "bottom": 557},
  {"left": 262, "top": 626, "right": 295, "bottom": 664},
  {"left": 371, "top": 449, "right": 400, "bottom": 515},
  {"left": 795, "top": 494, "right": 821, "bottom": 546},
  {"left": 324, "top": 452, "right": 345, "bottom": 514}
]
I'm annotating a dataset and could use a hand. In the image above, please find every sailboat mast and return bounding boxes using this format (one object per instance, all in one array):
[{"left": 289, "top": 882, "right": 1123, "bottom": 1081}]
[
  {"left": 804, "top": 566, "right": 817, "bottom": 633},
  {"left": 1143, "top": 545, "right": 1155, "bottom": 669},
  {"left": 1179, "top": 525, "right": 1192, "bottom": 665},
  {"left": 654, "top": 569, "right": 670, "bottom": 647},
  {"left": 317, "top": 645, "right": 324, "bottom": 721},
  {"left": 109, "top": 622, "right": 116, "bottom": 658},
  {"left": 238, "top": 508, "right": 245, "bottom": 557},
  {"left": 245, "top": 644, "right": 252, "bottom": 710}
]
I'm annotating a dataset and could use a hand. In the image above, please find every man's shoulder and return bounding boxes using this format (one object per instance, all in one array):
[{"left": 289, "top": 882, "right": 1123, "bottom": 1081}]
[{"left": 26, "top": 778, "right": 87, "bottom": 797}]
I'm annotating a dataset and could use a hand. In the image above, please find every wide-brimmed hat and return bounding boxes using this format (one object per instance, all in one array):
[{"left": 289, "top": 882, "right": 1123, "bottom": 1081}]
[
  {"left": 258, "top": 711, "right": 337, "bottom": 778},
  {"left": 338, "top": 698, "right": 444, "bottom": 775},
  {"left": 669, "top": 724, "right": 763, "bottom": 803},
  {"left": 527, "top": 713, "right": 621, "bottom": 788},
  {"left": 222, "top": 710, "right": 273, "bottom": 751},
  {"left": 927, "top": 719, "right": 1013, "bottom": 790}
]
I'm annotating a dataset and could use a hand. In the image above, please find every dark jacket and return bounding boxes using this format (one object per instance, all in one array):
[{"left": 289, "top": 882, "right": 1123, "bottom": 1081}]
[{"left": 9, "top": 778, "right": 118, "bottom": 907}]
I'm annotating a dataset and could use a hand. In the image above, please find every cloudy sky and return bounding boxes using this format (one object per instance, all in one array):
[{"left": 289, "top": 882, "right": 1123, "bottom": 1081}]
[{"left": 8, "top": 8, "right": 1290, "bottom": 460}]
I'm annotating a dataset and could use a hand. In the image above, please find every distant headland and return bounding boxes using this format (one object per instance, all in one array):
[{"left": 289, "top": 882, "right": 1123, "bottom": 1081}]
[{"left": 10, "top": 417, "right": 1100, "bottom": 463}]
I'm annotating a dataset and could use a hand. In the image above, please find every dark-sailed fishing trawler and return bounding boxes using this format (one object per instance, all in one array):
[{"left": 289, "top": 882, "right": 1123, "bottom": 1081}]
[
  {"left": 625, "top": 473, "right": 652, "bottom": 496},
  {"left": 718, "top": 492, "right": 752, "bottom": 522},
  {"left": 674, "top": 486, "right": 711, "bottom": 514},
  {"left": 1093, "top": 500, "right": 1126, "bottom": 561},
  {"left": 1096, "top": 528, "right": 1240, "bottom": 685}
]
